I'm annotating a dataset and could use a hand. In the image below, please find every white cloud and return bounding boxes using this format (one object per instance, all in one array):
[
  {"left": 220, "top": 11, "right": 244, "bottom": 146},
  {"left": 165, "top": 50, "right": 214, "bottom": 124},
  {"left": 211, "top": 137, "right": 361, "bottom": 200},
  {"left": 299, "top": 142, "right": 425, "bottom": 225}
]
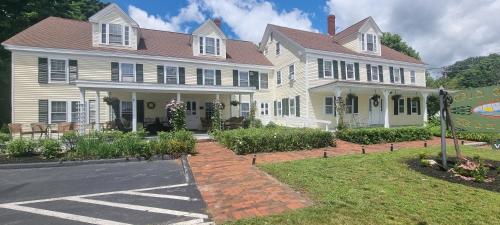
[
  {"left": 128, "top": 0, "right": 205, "bottom": 32},
  {"left": 326, "top": 0, "right": 500, "bottom": 67}
]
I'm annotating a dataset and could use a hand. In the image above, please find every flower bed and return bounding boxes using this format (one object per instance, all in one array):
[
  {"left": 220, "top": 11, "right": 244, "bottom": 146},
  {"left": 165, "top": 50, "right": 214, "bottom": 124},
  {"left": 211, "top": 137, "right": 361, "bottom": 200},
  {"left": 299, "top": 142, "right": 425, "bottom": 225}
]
[
  {"left": 337, "top": 127, "right": 432, "bottom": 145},
  {"left": 213, "top": 127, "right": 335, "bottom": 155}
]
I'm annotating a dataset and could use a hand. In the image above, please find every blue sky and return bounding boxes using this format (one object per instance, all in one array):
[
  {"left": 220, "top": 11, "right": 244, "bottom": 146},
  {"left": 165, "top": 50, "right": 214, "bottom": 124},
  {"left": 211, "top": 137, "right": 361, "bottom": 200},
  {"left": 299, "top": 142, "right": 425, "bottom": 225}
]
[{"left": 104, "top": 0, "right": 500, "bottom": 70}]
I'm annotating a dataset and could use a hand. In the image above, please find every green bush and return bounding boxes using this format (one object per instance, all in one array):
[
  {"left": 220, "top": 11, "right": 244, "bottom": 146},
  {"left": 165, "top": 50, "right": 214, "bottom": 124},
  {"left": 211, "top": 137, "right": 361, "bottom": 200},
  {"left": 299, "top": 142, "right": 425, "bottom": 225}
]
[
  {"left": 0, "top": 133, "right": 10, "bottom": 144},
  {"left": 430, "top": 126, "right": 498, "bottom": 143},
  {"left": 214, "top": 127, "right": 335, "bottom": 155},
  {"left": 0, "top": 123, "right": 9, "bottom": 133},
  {"left": 5, "top": 139, "right": 37, "bottom": 158},
  {"left": 156, "top": 130, "right": 196, "bottom": 158},
  {"left": 111, "top": 131, "right": 147, "bottom": 158},
  {"left": 61, "top": 131, "right": 80, "bottom": 152},
  {"left": 337, "top": 127, "right": 432, "bottom": 145},
  {"left": 39, "top": 139, "right": 62, "bottom": 159}
]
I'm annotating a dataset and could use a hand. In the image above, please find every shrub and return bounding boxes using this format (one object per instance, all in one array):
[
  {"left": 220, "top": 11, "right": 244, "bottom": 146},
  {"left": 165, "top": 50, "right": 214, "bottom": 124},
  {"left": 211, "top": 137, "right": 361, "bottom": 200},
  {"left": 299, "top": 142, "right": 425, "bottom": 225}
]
[
  {"left": 265, "top": 122, "right": 278, "bottom": 128},
  {"left": 420, "top": 159, "right": 431, "bottom": 167},
  {"left": 156, "top": 130, "right": 196, "bottom": 158},
  {"left": 214, "top": 127, "right": 334, "bottom": 155},
  {"left": 5, "top": 139, "right": 37, "bottom": 158},
  {"left": 337, "top": 127, "right": 432, "bottom": 145},
  {"left": 61, "top": 131, "right": 80, "bottom": 152},
  {"left": 39, "top": 139, "right": 62, "bottom": 159},
  {"left": 0, "top": 133, "right": 10, "bottom": 144},
  {"left": 111, "top": 131, "right": 147, "bottom": 158},
  {"left": 0, "top": 123, "right": 9, "bottom": 133},
  {"left": 418, "top": 152, "right": 428, "bottom": 160},
  {"left": 429, "top": 126, "right": 497, "bottom": 143}
]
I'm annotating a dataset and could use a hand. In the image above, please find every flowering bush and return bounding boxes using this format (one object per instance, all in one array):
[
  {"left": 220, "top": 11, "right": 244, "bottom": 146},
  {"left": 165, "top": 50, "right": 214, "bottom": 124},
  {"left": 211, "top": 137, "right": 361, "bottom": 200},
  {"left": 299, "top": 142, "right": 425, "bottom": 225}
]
[
  {"left": 210, "top": 99, "right": 224, "bottom": 132},
  {"left": 166, "top": 99, "right": 186, "bottom": 131}
]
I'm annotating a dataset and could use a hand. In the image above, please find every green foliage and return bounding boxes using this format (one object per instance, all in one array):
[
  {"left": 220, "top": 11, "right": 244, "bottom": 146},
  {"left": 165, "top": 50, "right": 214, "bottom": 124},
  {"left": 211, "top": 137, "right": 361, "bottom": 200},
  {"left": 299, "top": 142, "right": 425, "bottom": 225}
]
[
  {"left": 61, "top": 131, "right": 80, "bottom": 151},
  {"left": 337, "top": 127, "right": 432, "bottom": 145},
  {"left": 166, "top": 100, "right": 186, "bottom": 131},
  {"left": 0, "top": 124, "right": 9, "bottom": 133},
  {"left": 210, "top": 99, "right": 223, "bottom": 132},
  {"left": 111, "top": 131, "right": 147, "bottom": 158},
  {"left": 429, "top": 125, "right": 498, "bottom": 143},
  {"left": 420, "top": 159, "right": 431, "bottom": 167},
  {"left": 265, "top": 122, "right": 278, "bottom": 128},
  {"left": 5, "top": 138, "right": 37, "bottom": 158},
  {"left": 214, "top": 127, "right": 335, "bottom": 155},
  {"left": 0, "top": 133, "right": 10, "bottom": 143},
  {"left": 418, "top": 152, "right": 428, "bottom": 160},
  {"left": 39, "top": 139, "right": 62, "bottom": 159},
  {"left": 155, "top": 130, "right": 196, "bottom": 158},
  {"left": 381, "top": 32, "right": 421, "bottom": 60}
]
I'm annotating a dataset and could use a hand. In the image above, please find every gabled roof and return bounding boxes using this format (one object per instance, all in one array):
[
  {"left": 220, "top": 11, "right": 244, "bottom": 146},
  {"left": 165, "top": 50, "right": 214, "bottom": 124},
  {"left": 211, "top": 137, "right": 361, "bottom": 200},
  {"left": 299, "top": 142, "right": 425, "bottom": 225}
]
[
  {"left": 335, "top": 17, "right": 370, "bottom": 41},
  {"left": 269, "top": 24, "right": 424, "bottom": 65},
  {"left": 192, "top": 20, "right": 227, "bottom": 39},
  {"left": 89, "top": 3, "right": 139, "bottom": 28},
  {"left": 2, "top": 17, "right": 272, "bottom": 66}
]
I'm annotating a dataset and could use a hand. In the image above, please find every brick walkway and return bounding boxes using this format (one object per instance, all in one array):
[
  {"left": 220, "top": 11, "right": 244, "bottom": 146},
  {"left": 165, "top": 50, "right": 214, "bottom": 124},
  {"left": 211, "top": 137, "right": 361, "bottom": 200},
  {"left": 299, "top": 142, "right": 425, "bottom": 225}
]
[{"left": 189, "top": 137, "right": 468, "bottom": 223}]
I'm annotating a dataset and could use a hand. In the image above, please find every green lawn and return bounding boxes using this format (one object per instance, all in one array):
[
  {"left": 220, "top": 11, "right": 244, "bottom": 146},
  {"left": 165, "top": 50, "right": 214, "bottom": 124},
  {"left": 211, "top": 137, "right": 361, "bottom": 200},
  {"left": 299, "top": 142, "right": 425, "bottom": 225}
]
[{"left": 227, "top": 146, "right": 500, "bottom": 225}]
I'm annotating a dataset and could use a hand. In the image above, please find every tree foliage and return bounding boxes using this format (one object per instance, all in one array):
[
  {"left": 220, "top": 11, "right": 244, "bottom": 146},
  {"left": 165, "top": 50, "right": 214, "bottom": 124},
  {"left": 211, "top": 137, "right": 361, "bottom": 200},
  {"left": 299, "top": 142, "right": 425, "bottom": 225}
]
[
  {"left": 442, "top": 54, "right": 500, "bottom": 88},
  {"left": 381, "top": 32, "right": 421, "bottom": 60},
  {"left": 0, "top": 0, "right": 107, "bottom": 124}
]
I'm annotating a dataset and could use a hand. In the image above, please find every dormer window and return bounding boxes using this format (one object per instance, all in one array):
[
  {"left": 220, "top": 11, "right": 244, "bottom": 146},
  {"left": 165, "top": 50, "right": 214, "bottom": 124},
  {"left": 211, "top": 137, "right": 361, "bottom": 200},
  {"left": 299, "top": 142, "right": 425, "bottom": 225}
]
[
  {"left": 199, "top": 36, "right": 221, "bottom": 56},
  {"left": 360, "top": 33, "right": 377, "bottom": 53},
  {"left": 206, "top": 37, "right": 215, "bottom": 54},
  {"left": 101, "top": 23, "right": 130, "bottom": 46}
]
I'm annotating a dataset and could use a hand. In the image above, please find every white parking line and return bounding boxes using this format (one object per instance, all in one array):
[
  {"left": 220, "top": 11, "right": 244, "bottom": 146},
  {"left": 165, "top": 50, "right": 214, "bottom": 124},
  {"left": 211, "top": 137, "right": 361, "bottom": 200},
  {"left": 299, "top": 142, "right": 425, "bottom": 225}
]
[
  {"left": 0, "top": 204, "right": 131, "bottom": 225},
  {"left": 120, "top": 191, "right": 193, "bottom": 201},
  {"left": 66, "top": 197, "right": 209, "bottom": 219},
  {"left": 170, "top": 218, "right": 214, "bottom": 225}
]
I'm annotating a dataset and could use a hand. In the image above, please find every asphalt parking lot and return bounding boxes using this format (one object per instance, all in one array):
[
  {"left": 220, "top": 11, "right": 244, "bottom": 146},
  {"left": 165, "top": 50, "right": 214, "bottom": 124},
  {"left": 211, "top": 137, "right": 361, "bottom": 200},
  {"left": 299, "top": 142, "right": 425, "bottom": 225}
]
[{"left": 0, "top": 160, "right": 211, "bottom": 225}]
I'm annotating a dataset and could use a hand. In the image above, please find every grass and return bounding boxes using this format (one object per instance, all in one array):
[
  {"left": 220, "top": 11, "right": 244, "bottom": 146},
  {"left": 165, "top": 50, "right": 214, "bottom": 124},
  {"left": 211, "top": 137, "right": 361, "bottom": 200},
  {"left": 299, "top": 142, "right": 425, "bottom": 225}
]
[{"left": 226, "top": 146, "right": 500, "bottom": 225}]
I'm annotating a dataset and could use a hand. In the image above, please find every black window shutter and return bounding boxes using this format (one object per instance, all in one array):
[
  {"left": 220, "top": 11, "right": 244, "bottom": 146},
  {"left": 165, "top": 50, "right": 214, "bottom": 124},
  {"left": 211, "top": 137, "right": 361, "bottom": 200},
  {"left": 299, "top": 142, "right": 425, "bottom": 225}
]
[
  {"left": 295, "top": 95, "right": 300, "bottom": 117},
  {"left": 69, "top": 60, "right": 78, "bottom": 84},
  {"left": 380, "top": 99, "right": 383, "bottom": 111},
  {"left": 179, "top": 67, "right": 185, "bottom": 84},
  {"left": 407, "top": 97, "right": 411, "bottom": 115},
  {"left": 318, "top": 58, "right": 324, "bottom": 78},
  {"left": 137, "top": 100, "right": 144, "bottom": 123},
  {"left": 249, "top": 71, "right": 259, "bottom": 89},
  {"left": 136, "top": 64, "right": 143, "bottom": 83},
  {"left": 233, "top": 70, "right": 239, "bottom": 86},
  {"left": 353, "top": 96, "right": 359, "bottom": 113},
  {"left": 216, "top": 70, "right": 222, "bottom": 86},
  {"left": 389, "top": 66, "right": 394, "bottom": 83},
  {"left": 334, "top": 97, "right": 337, "bottom": 116},
  {"left": 354, "top": 63, "right": 360, "bottom": 80},
  {"left": 393, "top": 97, "right": 399, "bottom": 115},
  {"left": 38, "top": 58, "right": 48, "bottom": 84},
  {"left": 38, "top": 99, "right": 48, "bottom": 122},
  {"left": 366, "top": 64, "right": 371, "bottom": 81},
  {"left": 417, "top": 98, "right": 421, "bottom": 115},
  {"left": 111, "top": 62, "right": 119, "bottom": 82},
  {"left": 273, "top": 101, "right": 277, "bottom": 116},
  {"left": 197, "top": 68, "right": 203, "bottom": 85},
  {"left": 400, "top": 68, "right": 405, "bottom": 84},
  {"left": 157, "top": 65, "right": 164, "bottom": 83},
  {"left": 333, "top": 60, "right": 339, "bottom": 79},
  {"left": 285, "top": 98, "right": 289, "bottom": 116},
  {"left": 340, "top": 61, "right": 346, "bottom": 80},
  {"left": 379, "top": 65, "right": 384, "bottom": 82}
]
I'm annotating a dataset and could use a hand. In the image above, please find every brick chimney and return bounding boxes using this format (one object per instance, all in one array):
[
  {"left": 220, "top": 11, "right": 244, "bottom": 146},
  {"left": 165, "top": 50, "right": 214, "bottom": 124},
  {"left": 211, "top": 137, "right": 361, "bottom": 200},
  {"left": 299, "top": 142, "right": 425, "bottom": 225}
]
[
  {"left": 327, "top": 15, "right": 336, "bottom": 36},
  {"left": 214, "top": 18, "right": 221, "bottom": 28}
]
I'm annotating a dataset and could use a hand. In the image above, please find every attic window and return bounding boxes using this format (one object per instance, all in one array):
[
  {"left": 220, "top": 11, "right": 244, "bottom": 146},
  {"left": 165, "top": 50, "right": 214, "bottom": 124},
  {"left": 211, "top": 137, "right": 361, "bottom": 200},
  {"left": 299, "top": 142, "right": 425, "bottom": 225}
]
[
  {"left": 206, "top": 37, "right": 215, "bottom": 54},
  {"left": 362, "top": 33, "right": 377, "bottom": 52},
  {"left": 200, "top": 37, "right": 221, "bottom": 56},
  {"left": 109, "top": 24, "right": 123, "bottom": 44},
  {"left": 101, "top": 23, "right": 130, "bottom": 46}
]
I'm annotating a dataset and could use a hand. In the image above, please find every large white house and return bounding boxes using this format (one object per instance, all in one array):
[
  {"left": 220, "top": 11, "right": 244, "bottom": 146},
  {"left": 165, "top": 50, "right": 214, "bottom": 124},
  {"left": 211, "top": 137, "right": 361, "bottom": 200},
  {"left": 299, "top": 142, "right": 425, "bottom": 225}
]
[{"left": 2, "top": 4, "right": 435, "bottom": 132}]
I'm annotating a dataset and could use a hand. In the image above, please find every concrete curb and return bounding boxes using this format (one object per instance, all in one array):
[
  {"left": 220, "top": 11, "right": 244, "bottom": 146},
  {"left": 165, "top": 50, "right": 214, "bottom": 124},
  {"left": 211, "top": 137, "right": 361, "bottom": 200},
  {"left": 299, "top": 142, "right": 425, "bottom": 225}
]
[
  {"left": 181, "top": 154, "right": 196, "bottom": 185},
  {"left": 0, "top": 155, "right": 174, "bottom": 170}
]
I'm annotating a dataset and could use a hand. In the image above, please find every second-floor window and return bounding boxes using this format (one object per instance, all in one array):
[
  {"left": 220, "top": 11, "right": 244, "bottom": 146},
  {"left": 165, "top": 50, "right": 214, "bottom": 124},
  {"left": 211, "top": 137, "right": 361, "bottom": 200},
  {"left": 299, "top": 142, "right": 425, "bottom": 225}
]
[
  {"left": 165, "top": 66, "right": 178, "bottom": 84},
  {"left": 204, "top": 69, "right": 216, "bottom": 85},
  {"left": 371, "top": 66, "right": 379, "bottom": 81},
  {"left": 120, "top": 63, "right": 135, "bottom": 82},
  {"left": 239, "top": 71, "right": 249, "bottom": 87},
  {"left": 361, "top": 33, "right": 377, "bottom": 52},
  {"left": 200, "top": 37, "right": 220, "bottom": 56},
  {"left": 101, "top": 23, "right": 129, "bottom": 46},
  {"left": 260, "top": 73, "right": 268, "bottom": 89},
  {"left": 289, "top": 64, "right": 295, "bottom": 80},
  {"left": 394, "top": 68, "right": 401, "bottom": 84},
  {"left": 49, "top": 59, "right": 68, "bottom": 82},
  {"left": 346, "top": 63, "right": 354, "bottom": 80},
  {"left": 324, "top": 60, "right": 332, "bottom": 77},
  {"left": 410, "top": 71, "right": 416, "bottom": 84},
  {"left": 206, "top": 37, "right": 215, "bottom": 54},
  {"left": 276, "top": 70, "right": 281, "bottom": 85}
]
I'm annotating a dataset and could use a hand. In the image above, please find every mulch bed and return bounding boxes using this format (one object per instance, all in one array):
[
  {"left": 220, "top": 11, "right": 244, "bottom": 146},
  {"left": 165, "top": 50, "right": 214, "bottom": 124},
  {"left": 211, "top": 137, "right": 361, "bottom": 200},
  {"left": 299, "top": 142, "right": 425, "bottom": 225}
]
[
  {"left": 0, "top": 154, "right": 60, "bottom": 164},
  {"left": 407, "top": 157, "right": 500, "bottom": 193}
]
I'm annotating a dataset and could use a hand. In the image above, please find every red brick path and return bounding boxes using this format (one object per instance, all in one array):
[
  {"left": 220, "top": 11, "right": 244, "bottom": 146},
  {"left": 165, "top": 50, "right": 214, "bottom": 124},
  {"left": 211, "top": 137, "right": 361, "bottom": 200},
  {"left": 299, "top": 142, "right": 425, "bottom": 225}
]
[{"left": 189, "top": 137, "right": 468, "bottom": 223}]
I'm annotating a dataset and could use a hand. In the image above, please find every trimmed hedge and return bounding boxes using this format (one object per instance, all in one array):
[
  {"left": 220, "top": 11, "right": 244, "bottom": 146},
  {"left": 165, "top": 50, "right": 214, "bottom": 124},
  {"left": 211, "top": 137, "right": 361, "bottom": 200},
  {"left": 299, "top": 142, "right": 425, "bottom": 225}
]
[
  {"left": 430, "top": 126, "right": 498, "bottom": 143},
  {"left": 214, "top": 127, "right": 335, "bottom": 155},
  {"left": 337, "top": 127, "right": 432, "bottom": 145}
]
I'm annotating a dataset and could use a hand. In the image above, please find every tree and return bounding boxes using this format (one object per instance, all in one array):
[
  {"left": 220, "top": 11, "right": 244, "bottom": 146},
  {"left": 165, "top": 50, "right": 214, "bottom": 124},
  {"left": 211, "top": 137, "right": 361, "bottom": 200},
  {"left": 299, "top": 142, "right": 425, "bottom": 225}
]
[
  {"left": 0, "top": 0, "right": 107, "bottom": 125},
  {"left": 381, "top": 32, "right": 421, "bottom": 60}
]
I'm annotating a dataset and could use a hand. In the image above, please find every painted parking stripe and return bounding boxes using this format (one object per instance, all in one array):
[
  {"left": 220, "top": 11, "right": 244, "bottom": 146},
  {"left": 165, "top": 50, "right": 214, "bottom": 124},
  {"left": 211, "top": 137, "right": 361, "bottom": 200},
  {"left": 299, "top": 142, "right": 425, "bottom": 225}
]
[
  {"left": 120, "top": 191, "right": 193, "bottom": 201},
  {"left": 66, "top": 197, "right": 209, "bottom": 219},
  {"left": 0, "top": 204, "right": 131, "bottom": 225}
]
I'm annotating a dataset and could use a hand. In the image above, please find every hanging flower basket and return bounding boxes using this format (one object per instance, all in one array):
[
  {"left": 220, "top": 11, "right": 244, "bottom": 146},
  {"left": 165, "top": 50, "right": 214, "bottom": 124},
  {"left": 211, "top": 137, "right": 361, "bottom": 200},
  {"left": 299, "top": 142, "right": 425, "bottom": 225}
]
[
  {"left": 103, "top": 96, "right": 119, "bottom": 105},
  {"left": 230, "top": 100, "right": 240, "bottom": 106}
]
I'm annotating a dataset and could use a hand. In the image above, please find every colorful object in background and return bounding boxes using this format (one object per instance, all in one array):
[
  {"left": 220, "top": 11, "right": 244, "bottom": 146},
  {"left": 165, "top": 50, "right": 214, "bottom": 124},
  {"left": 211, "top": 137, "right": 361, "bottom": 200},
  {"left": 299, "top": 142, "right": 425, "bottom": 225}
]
[{"left": 472, "top": 102, "right": 500, "bottom": 117}]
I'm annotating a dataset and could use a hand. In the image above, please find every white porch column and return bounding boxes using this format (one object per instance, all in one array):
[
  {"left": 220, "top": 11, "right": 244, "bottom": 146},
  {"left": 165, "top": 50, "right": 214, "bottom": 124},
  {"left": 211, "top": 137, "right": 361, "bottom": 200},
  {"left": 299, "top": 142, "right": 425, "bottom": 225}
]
[
  {"left": 238, "top": 94, "right": 242, "bottom": 116},
  {"left": 79, "top": 88, "right": 86, "bottom": 134},
  {"left": 421, "top": 92, "right": 429, "bottom": 126},
  {"left": 132, "top": 92, "right": 137, "bottom": 132},
  {"left": 96, "top": 91, "right": 101, "bottom": 131},
  {"left": 383, "top": 90, "right": 390, "bottom": 128},
  {"left": 334, "top": 88, "right": 343, "bottom": 126},
  {"left": 176, "top": 92, "right": 181, "bottom": 102},
  {"left": 216, "top": 93, "right": 220, "bottom": 100}
]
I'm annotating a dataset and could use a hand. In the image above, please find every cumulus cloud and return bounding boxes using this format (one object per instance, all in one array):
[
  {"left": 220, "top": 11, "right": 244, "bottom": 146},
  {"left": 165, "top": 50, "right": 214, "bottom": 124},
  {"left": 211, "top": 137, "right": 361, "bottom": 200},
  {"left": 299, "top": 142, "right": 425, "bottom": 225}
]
[{"left": 326, "top": 0, "right": 500, "bottom": 67}]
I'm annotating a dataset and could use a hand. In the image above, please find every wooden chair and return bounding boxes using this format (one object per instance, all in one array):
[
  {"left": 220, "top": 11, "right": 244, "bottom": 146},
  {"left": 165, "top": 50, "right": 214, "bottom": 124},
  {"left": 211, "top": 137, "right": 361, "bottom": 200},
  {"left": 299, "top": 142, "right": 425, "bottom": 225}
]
[
  {"left": 31, "top": 122, "right": 49, "bottom": 139},
  {"left": 51, "top": 122, "right": 72, "bottom": 138},
  {"left": 8, "top": 123, "right": 33, "bottom": 139}
]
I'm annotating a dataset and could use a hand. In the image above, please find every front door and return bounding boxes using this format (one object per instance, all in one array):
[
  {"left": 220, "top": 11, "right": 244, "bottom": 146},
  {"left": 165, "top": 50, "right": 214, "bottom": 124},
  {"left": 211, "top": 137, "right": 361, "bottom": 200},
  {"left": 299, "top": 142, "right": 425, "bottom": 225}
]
[
  {"left": 368, "top": 98, "right": 383, "bottom": 125},
  {"left": 185, "top": 101, "right": 200, "bottom": 130}
]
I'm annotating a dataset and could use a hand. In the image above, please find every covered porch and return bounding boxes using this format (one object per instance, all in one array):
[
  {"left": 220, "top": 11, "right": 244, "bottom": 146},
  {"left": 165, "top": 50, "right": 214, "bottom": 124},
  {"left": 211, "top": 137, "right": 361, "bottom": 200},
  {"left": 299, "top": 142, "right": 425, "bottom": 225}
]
[
  {"left": 75, "top": 80, "right": 256, "bottom": 133},
  {"left": 309, "top": 81, "right": 437, "bottom": 130}
]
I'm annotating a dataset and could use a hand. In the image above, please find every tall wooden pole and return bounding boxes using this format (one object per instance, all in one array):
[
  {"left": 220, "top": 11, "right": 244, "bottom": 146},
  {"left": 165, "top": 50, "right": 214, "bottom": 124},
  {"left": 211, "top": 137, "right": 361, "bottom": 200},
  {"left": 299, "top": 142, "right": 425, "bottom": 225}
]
[{"left": 439, "top": 87, "right": 447, "bottom": 169}]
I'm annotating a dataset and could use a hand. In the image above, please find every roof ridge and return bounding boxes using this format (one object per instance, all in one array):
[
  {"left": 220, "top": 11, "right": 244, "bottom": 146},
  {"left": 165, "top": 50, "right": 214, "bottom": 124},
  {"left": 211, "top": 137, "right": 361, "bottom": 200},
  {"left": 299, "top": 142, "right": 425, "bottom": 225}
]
[{"left": 335, "top": 16, "right": 371, "bottom": 39}]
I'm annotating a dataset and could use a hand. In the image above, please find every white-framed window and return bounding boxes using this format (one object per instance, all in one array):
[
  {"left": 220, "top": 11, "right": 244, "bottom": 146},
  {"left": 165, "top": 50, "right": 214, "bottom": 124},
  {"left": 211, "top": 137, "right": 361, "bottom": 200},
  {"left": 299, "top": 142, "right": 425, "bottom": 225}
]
[
  {"left": 325, "top": 97, "right": 334, "bottom": 114},
  {"left": 346, "top": 97, "right": 354, "bottom": 114},
  {"left": 50, "top": 101, "right": 67, "bottom": 123},
  {"left": 260, "top": 103, "right": 269, "bottom": 115},
  {"left": 120, "top": 63, "right": 135, "bottom": 82},
  {"left": 239, "top": 71, "right": 249, "bottom": 87},
  {"left": 216, "top": 39, "right": 220, "bottom": 55},
  {"left": 371, "top": 66, "right": 379, "bottom": 81},
  {"left": 361, "top": 33, "right": 377, "bottom": 52},
  {"left": 394, "top": 68, "right": 401, "bottom": 84},
  {"left": 276, "top": 42, "right": 280, "bottom": 55},
  {"left": 70, "top": 101, "right": 79, "bottom": 123},
  {"left": 204, "top": 69, "right": 216, "bottom": 85},
  {"left": 367, "top": 34, "right": 374, "bottom": 51},
  {"left": 109, "top": 24, "right": 123, "bottom": 44},
  {"left": 101, "top": 23, "right": 129, "bottom": 46},
  {"left": 88, "top": 100, "right": 96, "bottom": 123},
  {"left": 49, "top": 59, "right": 68, "bottom": 83},
  {"left": 411, "top": 99, "right": 418, "bottom": 114},
  {"left": 410, "top": 71, "right": 416, "bottom": 84},
  {"left": 346, "top": 62, "right": 354, "bottom": 80},
  {"left": 276, "top": 70, "right": 282, "bottom": 85},
  {"left": 199, "top": 37, "right": 204, "bottom": 54},
  {"left": 165, "top": 66, "right": 179, "bottom": 84},
  {"left": 101, "top": 24, "right": 107, "bottom": 44},
  {"left": 206, "top": 37, "right": 215, "bottom": 55},
  {"left": 124, "top": 26, "right": 130, "bottom": 46},
  {"left": 277, "top": 101, "right": 282, "bottom": 116},
  {"left": 324, "top": 60, "right": 332, "bottom": 77},
  {"left": 200, "top": 37, "right": 220, "bottom": 55},
  {"left": 289, "top": 64, "right": 295, "bottom": 80},
  {"left": 240, "top": 102, "right": 250, "bottom": 118},
  {"left": 121, "top": 101, "right": 132, "bottom": 121},
  {"left": 289, "top": 98, "right": 296, "bottom": 116},
  {"left": 260, "top": 73, "right": 268, "bottom": 89},
  {"left": 361, "top": 33, "right": 365, "bottom": 51},
  {"left": 398, "top": 98, "right": 405, "bottom": 113}
]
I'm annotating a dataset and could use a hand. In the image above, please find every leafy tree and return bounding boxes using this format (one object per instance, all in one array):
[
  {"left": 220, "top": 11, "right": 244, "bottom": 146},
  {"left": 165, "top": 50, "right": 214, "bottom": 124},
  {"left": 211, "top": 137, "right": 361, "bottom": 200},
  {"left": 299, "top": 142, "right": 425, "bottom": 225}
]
[
  {"left": 437, "top": 54, "right": 500, "bottom": 89},
  {"left": 381, "top": 32, "right": 421, "bottom": 60},
  {"left": 0, "top": 0, "right": 107, "bottom": 124}
]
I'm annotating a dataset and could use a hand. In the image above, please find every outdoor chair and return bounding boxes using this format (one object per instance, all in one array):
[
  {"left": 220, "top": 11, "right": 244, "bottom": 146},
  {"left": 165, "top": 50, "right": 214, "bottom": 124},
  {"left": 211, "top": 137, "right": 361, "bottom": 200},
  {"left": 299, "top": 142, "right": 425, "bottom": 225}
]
[
  {"left": 30, "top": 122, "right": 49, "bottom": 139},
  {"left": 224, "top": 117, "right": 244, "bottom": 130},
  {"left": 8, "top": 123, "right": 33, "bottom": 139},
  {"left": 50, "top": 122, "right": 72, "bottom": 138}
]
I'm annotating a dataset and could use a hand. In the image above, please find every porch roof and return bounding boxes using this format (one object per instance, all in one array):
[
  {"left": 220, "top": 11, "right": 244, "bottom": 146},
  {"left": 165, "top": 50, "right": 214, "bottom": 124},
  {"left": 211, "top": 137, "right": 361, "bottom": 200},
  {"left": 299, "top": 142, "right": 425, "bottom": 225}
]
[
  {"left": 309, "top": 80, "right": 438, "bottom": 95},
  {"left": 75, "top": 80, "right": 256, "bottom": 94}
]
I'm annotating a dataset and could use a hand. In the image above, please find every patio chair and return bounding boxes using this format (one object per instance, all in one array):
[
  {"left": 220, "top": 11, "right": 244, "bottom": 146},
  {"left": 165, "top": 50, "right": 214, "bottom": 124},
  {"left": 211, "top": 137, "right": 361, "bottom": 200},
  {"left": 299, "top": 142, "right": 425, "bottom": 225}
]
[
  {"left": 30, "top": 122, "right": 49, "bottom": 139},
  {"left": 50, "top": 122, "right": 72, "bottom": 138},
  {"left": 224, "top": 117, "right": 244, "bottom": 130},
  {"left": 8, "top": 123, "right": 33, "bottom": 139}
]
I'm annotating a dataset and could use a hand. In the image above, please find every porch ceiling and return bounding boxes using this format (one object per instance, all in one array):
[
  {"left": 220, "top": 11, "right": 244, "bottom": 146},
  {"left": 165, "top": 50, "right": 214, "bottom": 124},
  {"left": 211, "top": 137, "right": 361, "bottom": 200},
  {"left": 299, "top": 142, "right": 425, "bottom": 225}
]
[
  {"left": 309, "top": 80, "right": 438, "bottom": 95},
  {"left": 75, "top": 80, "right": 256, "bottom": 94}
]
